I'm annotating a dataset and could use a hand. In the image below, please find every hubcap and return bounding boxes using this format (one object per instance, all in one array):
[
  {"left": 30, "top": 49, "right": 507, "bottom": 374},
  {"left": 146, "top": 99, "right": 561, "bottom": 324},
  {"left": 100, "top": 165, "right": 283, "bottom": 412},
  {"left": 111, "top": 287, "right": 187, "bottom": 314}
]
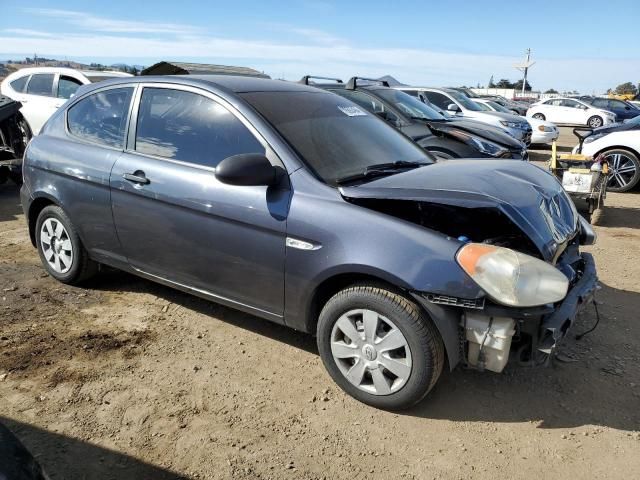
[
  {"left": 589, "top": 117, "right": 602, "bottom": 128},
  {"left": 330, "top": 309, "right": 412, "bottom": 396},
  {"left": 605, "top": 152, "right": 637, "bottom": 190},
  {"left": 40, "top": 218, "right": 73, "bottom": 274}
]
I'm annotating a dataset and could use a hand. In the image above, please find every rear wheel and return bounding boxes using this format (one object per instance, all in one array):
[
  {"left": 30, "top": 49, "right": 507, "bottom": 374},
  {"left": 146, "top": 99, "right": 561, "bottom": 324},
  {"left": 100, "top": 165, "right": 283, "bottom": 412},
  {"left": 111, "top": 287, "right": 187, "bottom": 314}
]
[
  {"left": 317, "top": 285, "right": 444, "bottom": 410},
  {"left": 603, "top": 149, "right": 640, "bottom": 192},
  {"left": 532, "top": 113, "right": 545, "bottom": 121},
  {"left": 35, "top": 205, "right": 98, "bottom": 284},
  {"left": 587, "top": 116, "right": 603, "bottom": 128}
]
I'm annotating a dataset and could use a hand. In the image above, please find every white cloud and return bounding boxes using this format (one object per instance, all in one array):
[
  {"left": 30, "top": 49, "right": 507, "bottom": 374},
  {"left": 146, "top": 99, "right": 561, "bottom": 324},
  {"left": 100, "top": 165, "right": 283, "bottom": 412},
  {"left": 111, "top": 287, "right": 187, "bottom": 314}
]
[
  {"left": 24, "top": 8, "right": 202, "bottom": 35},
  {"left": 4, "top": 10, "right": 638, "bottom": 93},
  {"left": 3, "top": 28, "right": 54, "bottom": 37}
]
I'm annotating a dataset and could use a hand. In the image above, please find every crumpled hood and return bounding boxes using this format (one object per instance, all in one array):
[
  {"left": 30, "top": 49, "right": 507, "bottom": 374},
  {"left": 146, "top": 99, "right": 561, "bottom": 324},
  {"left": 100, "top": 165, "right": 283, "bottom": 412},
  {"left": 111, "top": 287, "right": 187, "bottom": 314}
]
[
  {"left": 340, "top": 160, "right": 578, "bottom": 261},
  {"left": 427, "top": 118, "right": 524, "bottom": 149}
]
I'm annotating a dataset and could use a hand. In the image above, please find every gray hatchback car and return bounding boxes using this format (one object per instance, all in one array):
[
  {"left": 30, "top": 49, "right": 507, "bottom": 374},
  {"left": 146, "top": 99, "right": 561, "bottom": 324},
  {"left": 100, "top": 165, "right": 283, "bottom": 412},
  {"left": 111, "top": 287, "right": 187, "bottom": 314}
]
[{"left": 21, "top": 75, "right": 598, "bottom": 409}]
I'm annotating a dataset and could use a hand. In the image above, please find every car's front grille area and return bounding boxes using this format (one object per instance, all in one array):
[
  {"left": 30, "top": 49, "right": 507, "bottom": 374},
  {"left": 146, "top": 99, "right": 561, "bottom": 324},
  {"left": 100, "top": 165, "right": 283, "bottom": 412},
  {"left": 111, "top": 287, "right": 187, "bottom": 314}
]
[{"left": 423, "top": 293, "right": 485, "bottom": 309}]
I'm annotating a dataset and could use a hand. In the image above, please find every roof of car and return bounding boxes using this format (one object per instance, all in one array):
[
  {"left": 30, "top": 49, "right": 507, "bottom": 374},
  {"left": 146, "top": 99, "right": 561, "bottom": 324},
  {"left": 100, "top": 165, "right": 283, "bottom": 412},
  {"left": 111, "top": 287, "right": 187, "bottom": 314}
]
[{"left": 78, "top": 75, "right": 324, "bottom": 94}]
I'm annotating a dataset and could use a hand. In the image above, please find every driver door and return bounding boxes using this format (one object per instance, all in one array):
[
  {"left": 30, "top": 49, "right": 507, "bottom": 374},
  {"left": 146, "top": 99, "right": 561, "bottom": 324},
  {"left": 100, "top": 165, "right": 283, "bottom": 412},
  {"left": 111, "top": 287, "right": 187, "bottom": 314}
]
[{"left": 110, "top": 85, "right": 290, "bottom": 319}]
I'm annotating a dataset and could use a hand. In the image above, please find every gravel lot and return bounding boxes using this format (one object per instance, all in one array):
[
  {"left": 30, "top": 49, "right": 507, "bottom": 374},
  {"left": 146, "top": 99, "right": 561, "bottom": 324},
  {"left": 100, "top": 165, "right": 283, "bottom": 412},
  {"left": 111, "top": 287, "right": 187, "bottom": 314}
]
[{"left": 1, "top": 127, "right": 639, "bottom": 479}]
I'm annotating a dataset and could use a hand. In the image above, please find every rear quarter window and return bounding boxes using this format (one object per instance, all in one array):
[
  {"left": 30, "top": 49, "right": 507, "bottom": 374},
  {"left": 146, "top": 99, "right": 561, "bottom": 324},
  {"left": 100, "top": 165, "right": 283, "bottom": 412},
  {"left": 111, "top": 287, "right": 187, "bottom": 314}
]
[
  {"left": 67, "top": 87, "right": 133, "bottom": 148},
  {"left": 10, "top": 75, "right": 29, "bottom": 93}
]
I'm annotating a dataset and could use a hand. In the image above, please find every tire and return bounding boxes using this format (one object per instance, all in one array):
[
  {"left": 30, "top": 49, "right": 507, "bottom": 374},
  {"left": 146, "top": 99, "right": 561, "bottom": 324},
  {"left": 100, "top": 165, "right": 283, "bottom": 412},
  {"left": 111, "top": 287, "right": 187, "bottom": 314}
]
[
  {"left": 532, "top": 113, "right": 545, "bottom": 121},
  {"left": 602, "top": 148, "right": 640, "bottom": 192},
  {"left": 589, "top": 207, "right": 604, "bottom": 226},
  {"left": 317, "top": 285, "right": 444, "bottom": 410},
  {"left": 35, "top": 205, "right": 98, "bottom": 284},
  {"left": 587, "top": 116, "right": 603, "bottom": 128}
]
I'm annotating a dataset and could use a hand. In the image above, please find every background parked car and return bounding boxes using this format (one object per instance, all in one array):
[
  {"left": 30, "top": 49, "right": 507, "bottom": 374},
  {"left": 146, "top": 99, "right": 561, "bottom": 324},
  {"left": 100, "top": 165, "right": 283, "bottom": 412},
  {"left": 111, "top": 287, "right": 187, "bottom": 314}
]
[
  {"left": 302, "top": 76, "right": 527, "bottom": 160},
  {"left": 450, "top": 88, "right": 529, "bottom": 115},
  {"left": 578, "top": 96, "right": 640, "bottom": 122},
  {"left": 474, "top": 98, "right": 558, "bottom": 145},
  {"left": 575, "top": 114, "right": 640, "bottom": 192},
  {"left": 397, "top": 86, "right": 533, "bottom": 145},
  {"left": 526, "top": 97, "right": 617, "bottom": 128},
  {"left": 1, "top": 67, "right": 133, "bottom": 136}
]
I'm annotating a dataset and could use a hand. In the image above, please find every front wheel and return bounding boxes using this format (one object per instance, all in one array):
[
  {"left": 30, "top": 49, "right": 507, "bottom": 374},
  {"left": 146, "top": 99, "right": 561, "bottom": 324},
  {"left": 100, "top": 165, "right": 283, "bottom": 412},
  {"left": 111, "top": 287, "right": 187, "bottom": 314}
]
[
  {"left": 603, "top": 148, "right": 640, "bottom": 192},
  {"left": 587, "top": 116, "right": 603, "bottom": 128},
  {"left": 317, "top": 285, "right": 444, "bottom": 410},
  {"left": 532, "top": 113, "right": 545, "bottom": 121}
]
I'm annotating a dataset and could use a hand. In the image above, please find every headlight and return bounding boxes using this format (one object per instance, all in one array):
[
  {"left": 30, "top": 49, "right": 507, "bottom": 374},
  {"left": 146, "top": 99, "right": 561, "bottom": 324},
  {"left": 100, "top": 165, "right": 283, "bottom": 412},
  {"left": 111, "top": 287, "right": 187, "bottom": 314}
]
[
  {"left": 584, "top": 132, "right": 605, "bottom": 144},
  {"left": 447, "top": 130, "right": 508, "bottom": 157},
  {"left": 537, "top": 125, "right": 554, "bottom": 132},
  {"left": 456, "top": 243, "right": 569, "bottom": 307},
  {"left": 500, "top": 120, "right": 528, "bottom": 130}
]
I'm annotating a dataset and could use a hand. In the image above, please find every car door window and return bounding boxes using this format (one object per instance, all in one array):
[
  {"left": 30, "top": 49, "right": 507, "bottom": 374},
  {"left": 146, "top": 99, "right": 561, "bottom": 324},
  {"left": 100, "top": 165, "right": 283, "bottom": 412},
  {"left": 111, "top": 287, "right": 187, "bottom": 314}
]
[
  {"left": 26, "top": 74, "right": 54, "bottom": 96},
  {"left": 591, "top": 99, "right": 607, "bottom": 108},
  {"left": 67, "top": 87, "right": 133, "bottom": 148},
  {"left": 134, "top": 88, "right": 265, "bottom": 168},
  {"left": 10, "top": 75, "right": 29, "bottom": 93},
  {"left": 545, "top": 99, "right": 563, "bottom": 107},
  {"left": 561, "top": 99, "right": 582, "bottom": 109},
  {"left": 332, "top": 90, "right": 401, "bottom": 126},
  {"left": 608, "top": 100, "right": 625, "bottom": 110},
  {"left": 57, "top": 76, "right": 83, "bottom": 99},
  {"left": 424, "top": 91, "right": 452, "bottom": 109}
]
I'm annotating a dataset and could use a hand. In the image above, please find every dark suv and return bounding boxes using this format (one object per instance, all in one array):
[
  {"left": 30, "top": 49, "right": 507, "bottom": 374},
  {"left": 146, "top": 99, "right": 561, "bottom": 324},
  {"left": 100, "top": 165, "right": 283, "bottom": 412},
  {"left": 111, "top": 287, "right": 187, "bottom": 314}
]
[
  {"left": 302, "top": 76, "right": 527, "bottom": 160},
  {"left": 21, "top": 75, "right": 598, "bottom": 409}
]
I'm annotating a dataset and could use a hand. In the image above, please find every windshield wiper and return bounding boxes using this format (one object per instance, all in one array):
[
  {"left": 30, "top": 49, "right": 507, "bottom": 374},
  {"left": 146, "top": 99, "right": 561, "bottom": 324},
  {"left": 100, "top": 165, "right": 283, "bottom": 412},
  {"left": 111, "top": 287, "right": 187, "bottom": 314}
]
[{"left": 336, "top": 160, "right": 428, "bottom": 185}]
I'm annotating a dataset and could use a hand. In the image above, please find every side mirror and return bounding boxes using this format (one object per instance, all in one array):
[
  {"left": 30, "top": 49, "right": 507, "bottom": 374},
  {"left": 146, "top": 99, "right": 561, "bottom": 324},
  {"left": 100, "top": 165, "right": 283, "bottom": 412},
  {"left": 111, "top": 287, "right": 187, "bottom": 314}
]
[
  {"left": 447, "top": 103, "right": 460, "bottom": 112},
  {"left": 215, "top": 153, "right": 281, "bottom": 186}
]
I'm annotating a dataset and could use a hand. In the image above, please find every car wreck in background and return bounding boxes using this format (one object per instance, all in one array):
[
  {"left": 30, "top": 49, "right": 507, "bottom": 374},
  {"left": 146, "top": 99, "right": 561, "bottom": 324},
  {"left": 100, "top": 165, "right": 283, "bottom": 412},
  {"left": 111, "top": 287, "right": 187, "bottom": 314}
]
[{"left": 0, "top": 94, "right": 28, "bottom": 185}]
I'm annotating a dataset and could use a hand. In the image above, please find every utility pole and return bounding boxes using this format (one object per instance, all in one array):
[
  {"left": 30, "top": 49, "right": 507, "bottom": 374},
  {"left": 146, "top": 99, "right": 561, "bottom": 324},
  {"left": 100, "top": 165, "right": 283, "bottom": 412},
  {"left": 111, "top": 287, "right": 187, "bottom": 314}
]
[{"left": 514, "top": 48, "right": 535, "bottom": 95}]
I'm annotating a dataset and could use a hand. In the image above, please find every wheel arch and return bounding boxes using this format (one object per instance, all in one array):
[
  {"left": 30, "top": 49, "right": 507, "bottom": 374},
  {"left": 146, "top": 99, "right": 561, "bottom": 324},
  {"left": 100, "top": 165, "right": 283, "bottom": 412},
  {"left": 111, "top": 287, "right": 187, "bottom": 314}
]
[
  {"left": 27, "top": 194, "right": 58, "bottom": 246},
  {"left": 595, "top": 144, "right": 640, "bottom": 160},
  {"left": 304, "top": 270, "right": 458, "bottom": 369}
]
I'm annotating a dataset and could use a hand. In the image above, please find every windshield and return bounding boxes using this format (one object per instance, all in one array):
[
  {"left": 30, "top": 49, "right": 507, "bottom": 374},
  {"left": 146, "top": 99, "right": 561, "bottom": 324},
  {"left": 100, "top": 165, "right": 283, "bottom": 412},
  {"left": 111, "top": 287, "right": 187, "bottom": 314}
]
[
  {"left": 241, "top": 91, "right": 433, "bottom": 185},
  {"left": 374, "top": 89, "right": 447, "bottom": 121},
  {"left": 486, "top": 101, "right": 511, "bottom": 113},
  {"left": 475, "top": 102, "right": 491, "bottom": 111},
  {"left": 447, "top": 90, "right": 483, "bottom": 111}
]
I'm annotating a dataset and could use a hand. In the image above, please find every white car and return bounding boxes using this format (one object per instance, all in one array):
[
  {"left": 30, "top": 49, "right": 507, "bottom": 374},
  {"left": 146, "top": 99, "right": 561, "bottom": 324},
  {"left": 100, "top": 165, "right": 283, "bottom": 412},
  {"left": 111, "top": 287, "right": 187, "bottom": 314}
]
[
  {"left": 473, "top": 98, "right": 559, "bottom": 145},
  {"left": 573, "top": 115, "right": 640, "bottom": 192},
  {"left": 1, "top": 67, "right": 132, "bottom": 136},
  {"left": 527, "top": 97, "right": 616, "bottom": 129},
  {"left": 396, "top": 87, "right": 533, "bottom": 145}
]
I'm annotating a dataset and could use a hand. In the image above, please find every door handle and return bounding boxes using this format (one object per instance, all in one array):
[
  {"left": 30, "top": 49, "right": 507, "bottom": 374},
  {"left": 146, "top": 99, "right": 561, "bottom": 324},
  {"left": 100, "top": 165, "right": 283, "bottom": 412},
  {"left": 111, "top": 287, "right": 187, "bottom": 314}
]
[{"left": 123, "top": 171, "right": 150, "bottom": 185}]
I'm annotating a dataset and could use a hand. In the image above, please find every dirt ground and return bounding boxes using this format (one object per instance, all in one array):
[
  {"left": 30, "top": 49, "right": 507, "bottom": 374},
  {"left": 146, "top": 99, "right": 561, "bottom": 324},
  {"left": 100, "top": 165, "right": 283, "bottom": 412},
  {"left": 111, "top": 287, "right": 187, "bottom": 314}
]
[{"left": 1, "top": 128, "right": 639, "bottom": 479}]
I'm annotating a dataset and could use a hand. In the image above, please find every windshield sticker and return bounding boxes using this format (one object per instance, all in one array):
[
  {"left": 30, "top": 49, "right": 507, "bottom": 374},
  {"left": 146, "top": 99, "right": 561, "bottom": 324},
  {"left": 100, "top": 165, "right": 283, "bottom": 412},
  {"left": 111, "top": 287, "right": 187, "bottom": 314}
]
[{"left": 338, "top": 105, "right": 368, "bottom": 117}]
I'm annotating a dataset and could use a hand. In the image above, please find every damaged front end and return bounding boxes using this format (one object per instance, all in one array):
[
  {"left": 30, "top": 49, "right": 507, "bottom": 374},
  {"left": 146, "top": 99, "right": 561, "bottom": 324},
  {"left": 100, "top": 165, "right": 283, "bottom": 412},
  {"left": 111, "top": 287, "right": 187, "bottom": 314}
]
[
  {"left": 0, "top": 95, "right": 27, "bottom": 186},
  {"left": 340, "top": 160, "right": 599, "bottom": 373}
]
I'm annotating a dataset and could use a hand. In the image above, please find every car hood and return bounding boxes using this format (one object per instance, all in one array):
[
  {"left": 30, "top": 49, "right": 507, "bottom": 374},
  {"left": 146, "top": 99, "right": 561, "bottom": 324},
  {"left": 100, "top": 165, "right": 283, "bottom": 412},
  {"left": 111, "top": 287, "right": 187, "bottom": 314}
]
[
  {"left": 427, "top": 118, "right": 523, "bottom": 149},
  {"left": 590, "top": 119, "right": 640, "bottom": 135},
  {"left": 340, "top": 160, "right": 578, "bottom": 262},
  {"left": 479, "top": 110, "right": 528, "bottom": 123}
]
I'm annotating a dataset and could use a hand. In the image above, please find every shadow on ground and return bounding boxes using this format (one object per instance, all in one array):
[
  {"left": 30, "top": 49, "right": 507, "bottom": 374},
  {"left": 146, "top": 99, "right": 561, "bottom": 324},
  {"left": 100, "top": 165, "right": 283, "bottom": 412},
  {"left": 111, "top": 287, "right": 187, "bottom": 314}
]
[
  {"left": 0, "top": 183, "right": 22, "bottom": 223},
  {"left": 0, "top": 417, "right": 187, "bottom": 480},
  {"left": 598, "top": 204, "right": 640, "bottom": 229}
]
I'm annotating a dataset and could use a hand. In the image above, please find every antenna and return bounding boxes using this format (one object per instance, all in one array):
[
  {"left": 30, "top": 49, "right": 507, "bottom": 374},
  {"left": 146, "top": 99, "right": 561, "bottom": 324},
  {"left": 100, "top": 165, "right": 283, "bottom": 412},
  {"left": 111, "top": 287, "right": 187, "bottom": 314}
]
[{"left": 514, "top": 48, "right": 535, "bottom": 95}]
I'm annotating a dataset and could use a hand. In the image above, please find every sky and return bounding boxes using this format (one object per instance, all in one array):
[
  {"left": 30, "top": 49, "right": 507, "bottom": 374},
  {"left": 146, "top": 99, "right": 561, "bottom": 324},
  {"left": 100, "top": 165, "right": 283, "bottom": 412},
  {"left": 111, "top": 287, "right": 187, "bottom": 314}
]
[{"left": 1, "top": 0, "right": 639, "bottom": 93}]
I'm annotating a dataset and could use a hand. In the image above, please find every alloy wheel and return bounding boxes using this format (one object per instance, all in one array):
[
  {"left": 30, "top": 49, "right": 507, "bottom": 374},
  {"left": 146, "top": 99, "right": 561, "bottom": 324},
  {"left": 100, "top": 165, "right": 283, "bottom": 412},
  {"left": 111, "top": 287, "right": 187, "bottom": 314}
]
[
  {"left": 330, "top": 309, "right": 412, "bottom": 396},
  {"left": 40, "top": 218, "right": 73, "bottom": 274},
  {"left": 588, "top": 116, "right": 603, "bottom": 128},
  {"left": 606, "top": 152, "right": 638, "bottom": 191}
]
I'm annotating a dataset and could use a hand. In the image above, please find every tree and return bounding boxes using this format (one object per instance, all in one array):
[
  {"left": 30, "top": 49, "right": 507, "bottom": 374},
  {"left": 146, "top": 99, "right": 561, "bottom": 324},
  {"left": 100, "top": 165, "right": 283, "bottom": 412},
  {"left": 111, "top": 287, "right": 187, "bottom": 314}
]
[
  {"left": 495, "top": 78, "right": 513, "bottom": 89},
  {"left": 614, "top": 82, "right": 638, "bottom": 95},
  {"left": 488, "top": 75, "right": 495, "bottom": 88},
  {"left": 513, "top": 79, "right": 532, "bottom": 91},
  {"left": 544, "top": 88, "right": 558, "bottom": 94}
]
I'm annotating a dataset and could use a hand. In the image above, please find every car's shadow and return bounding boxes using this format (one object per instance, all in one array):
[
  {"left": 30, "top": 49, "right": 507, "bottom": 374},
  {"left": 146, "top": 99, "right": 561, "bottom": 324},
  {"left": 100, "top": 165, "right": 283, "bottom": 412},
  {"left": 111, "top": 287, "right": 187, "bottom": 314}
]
[
  {"left": 89, "top": 269, "right": 640, "bottom": 432},
  {"left": 0, "top": 183, "right": 23, "bottom": 223},
  {"left": 1, "top": 417, "right": 187, "bottom": 480},
  {"left": 598, "top": 203, "right": 640, "bottom": 229}
]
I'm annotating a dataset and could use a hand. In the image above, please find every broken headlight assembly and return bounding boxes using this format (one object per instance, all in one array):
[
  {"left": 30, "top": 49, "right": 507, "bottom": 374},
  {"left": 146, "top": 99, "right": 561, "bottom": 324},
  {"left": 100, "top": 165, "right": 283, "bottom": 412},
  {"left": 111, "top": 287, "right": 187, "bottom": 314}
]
[
  {"left": 447, "top": 130, "right": 508, "bottom": 157},
  {"left": 456, "top": 243, "right": 569, "bottom": 307}
]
